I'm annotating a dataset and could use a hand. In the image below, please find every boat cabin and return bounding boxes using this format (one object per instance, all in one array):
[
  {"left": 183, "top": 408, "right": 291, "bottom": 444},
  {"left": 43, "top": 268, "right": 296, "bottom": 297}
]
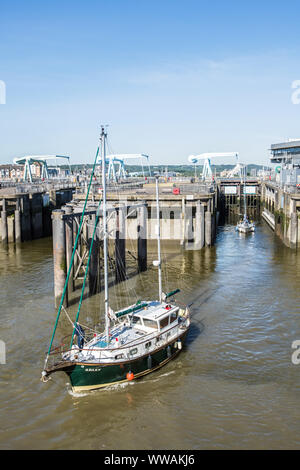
[{"left": 130, "top": 301, "right": 179, "bottom": 333}]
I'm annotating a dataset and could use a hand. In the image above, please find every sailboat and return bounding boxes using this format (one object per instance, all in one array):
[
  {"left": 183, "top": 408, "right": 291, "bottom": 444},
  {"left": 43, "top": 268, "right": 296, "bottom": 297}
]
[
  {"left": 41, "top": 127, "right": 190, "bottom": 392},
  {"left": 236, "top": 165, "right": 255, "bottom": 234}
]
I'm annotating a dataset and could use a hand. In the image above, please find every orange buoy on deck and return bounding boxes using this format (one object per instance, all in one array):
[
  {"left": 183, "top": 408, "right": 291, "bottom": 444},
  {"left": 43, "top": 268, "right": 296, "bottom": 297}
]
[{"left": 126, "top": 371, "right": 134, "bottom": 381}]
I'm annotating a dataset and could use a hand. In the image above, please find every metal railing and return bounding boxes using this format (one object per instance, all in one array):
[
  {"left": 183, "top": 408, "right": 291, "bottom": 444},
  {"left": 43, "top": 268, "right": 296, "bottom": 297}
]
[
  {"left": 46, "top": 307, "right": 189, "bottom": 365},
  {"left": 0, "top": 180, "right": 76, "bottom": 195}
]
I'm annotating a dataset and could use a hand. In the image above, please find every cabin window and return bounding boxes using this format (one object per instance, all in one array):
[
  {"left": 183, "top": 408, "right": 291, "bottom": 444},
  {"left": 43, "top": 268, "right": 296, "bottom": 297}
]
[
  {"left": 115, "top": 353, "right": 124, "bottom": 360},
  {"left": 169, "top": 311, "right": 178, "bottom": 324},
  {"left": 132, "top": 316, "right": 142, "bottom": 325},
  {"left": 129, "top": 348, "right": 138, "bottom": 356},
  {"left": 145, "top": 341, "right": 152, "bottom": 349},
  {"left": 159, "top": 316, "right": 169, "bottom": 329},
  {"left": 143, "top": 319, "right": 158, "bottom": 329}
]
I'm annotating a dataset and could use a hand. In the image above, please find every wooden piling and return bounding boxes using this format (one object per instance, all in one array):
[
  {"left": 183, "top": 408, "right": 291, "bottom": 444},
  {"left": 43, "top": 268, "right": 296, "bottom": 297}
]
[
  {"left": 7, "top": 216, "right": 15, "bottom": 243},
  {"left": 64, "top": 205, "right": 75, "bottom": 296},
  {"left": 88, "top": 213, "right": 99, "bottom": 296},
  {"left": 30, "top": 193, "right": 43, "bottom": 239},
  {"left": 194, "top": 201, "right": 204, "bottom": 249},
  {"left": 15, "top": 199, "right": 21, "bottom": 243},
  {"left": 115, "top": 207, "right": 126, "bottom": 283},
  {"left": 205, "top": 210, "right": 212, "bottom": 247},
  {"left": 20, "top": 195, "right": 32, "bottom": 241},
  {"left": 52, "top": 209, "right": 68, "bottom": 308},
  {"left": 1, "top": 199, "right": 8, "bottom": 244},
  {"left": 137, "top": 204, "right": 147, "bottom": 272}
]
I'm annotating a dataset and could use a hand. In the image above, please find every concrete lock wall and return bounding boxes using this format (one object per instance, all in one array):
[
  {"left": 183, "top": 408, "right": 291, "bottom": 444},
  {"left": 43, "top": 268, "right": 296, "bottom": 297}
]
[
  {"left": 0, "top": 188, "right": 73, "bottom": 244},
  {"left": 124, "top": 202, "right": 213, "bottom": 246},
  {"left": 50, "top": 196, "right": 218, "bottom": 305},
  {"left": 1, "top": 193, "right": 216, "bottom": 247},
  {"left": 261, "top": 182, "right": 300, "bottom": 249}
]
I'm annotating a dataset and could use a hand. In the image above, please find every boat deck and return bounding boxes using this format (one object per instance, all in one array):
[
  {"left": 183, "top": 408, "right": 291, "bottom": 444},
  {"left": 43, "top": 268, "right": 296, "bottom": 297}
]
[{"left": 85, "top": 300, "right": 178, "bottom": 350}]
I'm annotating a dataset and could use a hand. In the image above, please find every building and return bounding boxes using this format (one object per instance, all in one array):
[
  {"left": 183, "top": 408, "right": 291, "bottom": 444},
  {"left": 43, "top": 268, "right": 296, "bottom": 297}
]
[
  {"left": 270, "top": 139, "right": 300, "bottom": 185},
  {"left": 0, "top": 164, "right": 24, "bottom": 180}
]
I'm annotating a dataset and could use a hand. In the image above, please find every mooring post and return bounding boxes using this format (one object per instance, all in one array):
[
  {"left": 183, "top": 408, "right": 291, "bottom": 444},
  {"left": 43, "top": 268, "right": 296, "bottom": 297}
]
[
  {"left": 290, "top": 212, "right": 298, "bottom": 249},
  {"left": 115, "top": 206, "right": 126, "bottom": 283},
  {"left": 290, "top": 200, "right": 298, "bottom": 249},
  {"left": 20, "top": 194, "right": 32, "bottom": 241},
  {"left": 15, "top": 198, "right": 21, "bottom": 243},
  {"left": 72, "top": 212, "right": 80, "bottom": 274},
  {"left": 1, "top": 199, "right": 8, "bottom": 244},
  {"left": 49, "top": 189, "right": 57, "bottom": 208},
  {"left": 205, "top": 208, "right": 212, "bottom": 247},
  {"left": 195, "top": 200, "right": 204, "bottom": 249},
  {"left": 64, "top": 205, "right": 75, "bottom": 296},
  {"left": 211, "top": 197, "right": 216, "bottom": 243},
  {"left": 137, "top": 203, "right": 147, "bottom": 272},
  {"left": 7, "top": 216, "right": 15, "bottom": 243},
  {"left": 30, "top": 193, "right": 43, "bottom": 239},
  {"left": 52, "top": 209, "right": 68, "bottom": 308},
  {"left": 180, "top": 197, "right": 185, "bottom": 246},
  {"left": 96, "top": 215, "right": 102, "bottom": 292},
  {"left": 88, "top": 213, "right": 99, "bottom": 296},
  {"left": 185, "top": 203, "right": 193, "bottom": 244}
]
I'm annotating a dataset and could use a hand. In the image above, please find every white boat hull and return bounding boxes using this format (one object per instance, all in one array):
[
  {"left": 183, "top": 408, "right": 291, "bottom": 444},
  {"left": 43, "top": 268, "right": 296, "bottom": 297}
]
[{"left": 236, "top": 222, "right": 255, "bottom": 233}]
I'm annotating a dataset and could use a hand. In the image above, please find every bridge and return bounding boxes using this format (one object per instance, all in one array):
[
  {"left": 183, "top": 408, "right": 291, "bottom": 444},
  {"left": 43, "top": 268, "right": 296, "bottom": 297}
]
[{"left": 13, "top": 155, "right": 70, "bottom": 182}]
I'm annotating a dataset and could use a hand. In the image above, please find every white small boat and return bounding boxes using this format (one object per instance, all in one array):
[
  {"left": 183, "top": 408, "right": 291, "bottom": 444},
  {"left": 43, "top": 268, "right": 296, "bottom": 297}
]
[
  {"left": 236, "top": 214, "right": 255, "bottom": 233},
  {"left": 236, "top": 165, "right": 255, "bottom": 234}
]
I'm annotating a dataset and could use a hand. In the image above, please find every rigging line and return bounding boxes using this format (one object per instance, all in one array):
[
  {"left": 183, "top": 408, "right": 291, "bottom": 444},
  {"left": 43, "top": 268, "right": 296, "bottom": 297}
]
[
  {"left": 114, "top": 234, "right": 139, "bottom": 306},
  {"left": 106, "top": 158, "right": 148, "bottom": 304},
  {"left": 108, "top": 185, "right": 133, "bottom": 307},
  {"left": 44, "top": 145, "right": 100, "bottom": 368},
  {"left": 69, "top": 315, "right": 100, "bottom": 335},
  {"left": 107, "top": 208, "right": 133, "bottom": 310},
  {"left": 61, "top": 305, "right": 75, "bottom": 328},
  {"left": 70, "top": 196, "right": 103, "bottom": 349}
]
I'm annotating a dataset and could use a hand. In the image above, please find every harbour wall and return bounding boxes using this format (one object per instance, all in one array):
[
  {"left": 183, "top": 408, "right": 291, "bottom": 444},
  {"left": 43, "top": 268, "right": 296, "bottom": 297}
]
[
  {"left": 0, "top": 187, "right": 74, "bottom": 244},
  {"left": 51, "top": 187, "right": 218, "bottom": 307},
  {"left": 261, "top": 181, "right": 300, "bottom": 249}
]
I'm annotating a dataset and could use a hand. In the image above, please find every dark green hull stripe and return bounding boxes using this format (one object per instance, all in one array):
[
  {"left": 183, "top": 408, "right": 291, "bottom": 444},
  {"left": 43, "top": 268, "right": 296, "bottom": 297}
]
[{"left": 64, "top": 331, "right": 188, "bottom": 391}]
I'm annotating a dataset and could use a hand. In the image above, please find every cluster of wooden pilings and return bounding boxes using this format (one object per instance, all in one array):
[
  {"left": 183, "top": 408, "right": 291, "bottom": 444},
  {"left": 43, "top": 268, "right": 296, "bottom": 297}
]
[
  {"left": 52, "top": 202, "right": 148, "bottom": 307},
  {"left": 0, "top": 189, "right": 73, "bottom": 244}
]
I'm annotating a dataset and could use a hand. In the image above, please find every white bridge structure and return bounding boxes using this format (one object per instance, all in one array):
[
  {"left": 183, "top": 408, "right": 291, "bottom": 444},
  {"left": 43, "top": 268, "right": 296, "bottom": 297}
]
[
  {"left": 13, "top": 155, "right": 70, "bottom": 182},
  {"left": 188, "top": 152, "right": 239, "bottom": 180},
  {"left": 98, "top": 154, "right": 151, "bottom": 182}
]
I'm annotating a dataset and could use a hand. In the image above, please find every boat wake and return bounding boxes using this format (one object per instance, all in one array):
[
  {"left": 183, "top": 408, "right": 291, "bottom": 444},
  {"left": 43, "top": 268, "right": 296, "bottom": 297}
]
[
  {"left": 67, "top": 370, "right": 176, "bottom": 398},
  {"left": 67, "top": 380, "right": 133, "bottom": 398}
]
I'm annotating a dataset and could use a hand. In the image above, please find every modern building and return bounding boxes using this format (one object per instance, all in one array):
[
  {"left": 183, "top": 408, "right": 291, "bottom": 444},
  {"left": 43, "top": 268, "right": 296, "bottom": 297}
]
[{"left": 270, "top": 139, "right": 300, "bottom": 185}]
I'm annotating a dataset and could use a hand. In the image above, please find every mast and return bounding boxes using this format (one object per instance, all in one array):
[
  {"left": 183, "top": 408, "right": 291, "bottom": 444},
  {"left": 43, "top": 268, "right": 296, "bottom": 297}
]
[
  {"left": 155, "top": 176, "right": 162, "bottom": 303},
  {"left": 244, "top": 165, "right": 247, "bottom": 218},
  {"left": 101, "top": 126, "right": 110, "bottom": 344}
]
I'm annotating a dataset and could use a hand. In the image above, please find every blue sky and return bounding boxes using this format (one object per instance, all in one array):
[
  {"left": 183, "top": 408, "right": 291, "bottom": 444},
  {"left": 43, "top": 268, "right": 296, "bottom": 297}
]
[{"left": 1, "top": 0, "right": 300, "bottom": 165}]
